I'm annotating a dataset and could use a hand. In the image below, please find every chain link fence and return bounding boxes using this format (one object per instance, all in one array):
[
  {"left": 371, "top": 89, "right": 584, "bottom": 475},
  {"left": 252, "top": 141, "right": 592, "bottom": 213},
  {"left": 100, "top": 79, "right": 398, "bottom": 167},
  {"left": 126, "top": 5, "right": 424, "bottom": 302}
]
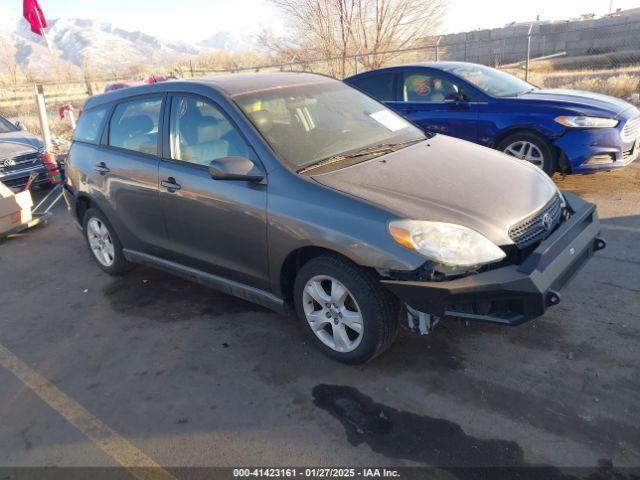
[{"left": 1, "top": 14, "right": 639, "bottom": 144}]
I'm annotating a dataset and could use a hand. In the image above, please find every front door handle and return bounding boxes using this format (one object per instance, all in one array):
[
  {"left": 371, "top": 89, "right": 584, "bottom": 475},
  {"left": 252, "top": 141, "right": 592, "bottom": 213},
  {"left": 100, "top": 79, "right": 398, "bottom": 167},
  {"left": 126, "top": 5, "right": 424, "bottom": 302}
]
[
  {"left": 161, "top": 177, "right": 181, "bottom": 192},
  {"left": 94, "top": 162, "right": 110, "bottom": 174}
]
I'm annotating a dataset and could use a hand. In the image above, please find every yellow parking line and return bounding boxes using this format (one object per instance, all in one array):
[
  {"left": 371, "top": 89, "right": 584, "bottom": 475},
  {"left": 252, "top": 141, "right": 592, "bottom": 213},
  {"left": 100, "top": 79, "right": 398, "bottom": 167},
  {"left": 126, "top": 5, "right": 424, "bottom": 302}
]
[{"left": 0, "top": 343, "right": 176, "bottom": 480}]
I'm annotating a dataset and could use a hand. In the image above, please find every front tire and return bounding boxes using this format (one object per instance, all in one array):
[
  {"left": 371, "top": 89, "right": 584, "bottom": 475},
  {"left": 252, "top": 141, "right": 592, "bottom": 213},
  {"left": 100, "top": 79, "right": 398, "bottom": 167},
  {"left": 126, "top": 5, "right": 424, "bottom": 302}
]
[
  {"left": 497, "top": 131, "right": 557, "bottom": 175},
  {"left": 293, "top": 254, "right": 400, "bottom": 364},
  {"left": 82, "top": 208, "right": 132, "bottom": 275}
]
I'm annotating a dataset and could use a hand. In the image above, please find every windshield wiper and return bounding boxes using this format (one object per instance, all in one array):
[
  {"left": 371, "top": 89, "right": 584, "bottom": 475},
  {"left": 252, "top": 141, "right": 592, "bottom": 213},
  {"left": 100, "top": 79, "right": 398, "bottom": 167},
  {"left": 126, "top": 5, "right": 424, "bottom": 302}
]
[{"left": 298, "top": 140, "right": 421, "bottom": 174}]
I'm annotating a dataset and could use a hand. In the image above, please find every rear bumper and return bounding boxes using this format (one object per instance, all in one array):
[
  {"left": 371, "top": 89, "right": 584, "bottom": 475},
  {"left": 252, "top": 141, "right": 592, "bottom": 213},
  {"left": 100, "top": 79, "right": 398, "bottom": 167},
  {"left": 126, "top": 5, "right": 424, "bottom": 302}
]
[{"left": 381, "top": 192, "right": 604, "bottom": 325}]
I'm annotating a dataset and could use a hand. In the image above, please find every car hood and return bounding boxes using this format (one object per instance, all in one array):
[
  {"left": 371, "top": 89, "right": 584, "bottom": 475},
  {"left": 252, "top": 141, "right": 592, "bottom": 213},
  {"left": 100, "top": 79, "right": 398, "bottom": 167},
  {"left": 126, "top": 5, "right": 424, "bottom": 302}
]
[
  {"left": 0, "top": 131, "right": 43, "bottom": 159},
  {"left": 518, "top": 88, "right": 636, "bottom": 117},
  {"left": 310, "top": 135, "right": 558, "bottom": 246}
]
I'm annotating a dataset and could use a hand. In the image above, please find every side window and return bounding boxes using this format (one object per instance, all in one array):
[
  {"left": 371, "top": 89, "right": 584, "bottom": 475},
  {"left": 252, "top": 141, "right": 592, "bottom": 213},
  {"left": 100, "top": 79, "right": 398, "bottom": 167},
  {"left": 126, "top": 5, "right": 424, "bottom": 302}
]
[
  {"left": 351, "top": 73, "right": 395, "bottom": 102},
  {"left": 169, "top": 96, "right": 250, "bottom": 167},
  {"left": 108, "top": 97, "right": 162, "bottom": 155},
  {"left": 402, "top": 72, "right": 468, "bottom": 103},
  {"left": 73, "top": 105, "right": 108, "bottom": 144}
]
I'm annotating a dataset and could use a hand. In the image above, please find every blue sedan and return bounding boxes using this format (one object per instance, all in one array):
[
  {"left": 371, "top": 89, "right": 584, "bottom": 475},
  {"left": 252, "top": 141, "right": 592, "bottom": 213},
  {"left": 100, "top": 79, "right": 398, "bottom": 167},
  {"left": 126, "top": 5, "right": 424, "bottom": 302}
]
[{"left": 345, "top": 62, "right": 640, "bottom": 174}]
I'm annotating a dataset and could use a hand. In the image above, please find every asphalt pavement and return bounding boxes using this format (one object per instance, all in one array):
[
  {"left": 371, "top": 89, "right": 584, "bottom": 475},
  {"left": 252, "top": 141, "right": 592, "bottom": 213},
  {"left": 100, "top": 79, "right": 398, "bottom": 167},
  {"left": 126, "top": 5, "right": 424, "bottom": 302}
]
[{"left": 0, "top": 164, "right": 638, "bottom": 477}]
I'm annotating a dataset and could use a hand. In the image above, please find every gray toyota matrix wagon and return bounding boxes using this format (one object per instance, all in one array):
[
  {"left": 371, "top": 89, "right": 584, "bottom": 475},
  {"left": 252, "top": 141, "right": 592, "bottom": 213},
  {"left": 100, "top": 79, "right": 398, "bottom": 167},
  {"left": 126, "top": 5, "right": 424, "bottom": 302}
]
[{"left": 63, "top": 72, "right": 605, "bottom": 364}]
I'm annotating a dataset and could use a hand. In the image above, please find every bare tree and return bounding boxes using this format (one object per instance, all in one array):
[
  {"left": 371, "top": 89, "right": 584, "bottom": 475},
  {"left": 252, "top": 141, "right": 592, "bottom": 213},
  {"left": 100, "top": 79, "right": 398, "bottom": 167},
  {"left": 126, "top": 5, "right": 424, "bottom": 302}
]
[
  {"left": 264, "top": 0, "right": 446, "bottom": 77},
  {"left": 354, "top": 0, "right": 447, "bottom": 70},
  {"left": 0, "top": 38, "right": 22, "bottom": 85}
]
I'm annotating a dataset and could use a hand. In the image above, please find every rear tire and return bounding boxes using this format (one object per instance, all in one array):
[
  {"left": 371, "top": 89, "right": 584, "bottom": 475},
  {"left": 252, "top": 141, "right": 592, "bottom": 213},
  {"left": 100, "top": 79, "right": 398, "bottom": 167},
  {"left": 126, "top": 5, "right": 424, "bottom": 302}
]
[
  {"left": 82, "top": 208, "right": 133, "bottom": 275},
  {"left": 497, "top": 131, "right": 557, "bottom": 175},
  {"left": 293, "top": 254, "right": 400, "bottom": 364}
]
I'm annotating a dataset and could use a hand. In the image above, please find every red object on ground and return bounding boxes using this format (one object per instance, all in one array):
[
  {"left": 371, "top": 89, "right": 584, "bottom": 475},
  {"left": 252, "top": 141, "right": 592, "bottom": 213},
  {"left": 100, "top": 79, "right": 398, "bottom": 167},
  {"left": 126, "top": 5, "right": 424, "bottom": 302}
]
[
  {"left": 58, "top": 104, "right": 72, "bottom": 120},
  {"left": 23, "top": 0, "right": 48, "bottom": 35},
  {"left": 42, "top": 152, "right": 62, "bottom": 185}
]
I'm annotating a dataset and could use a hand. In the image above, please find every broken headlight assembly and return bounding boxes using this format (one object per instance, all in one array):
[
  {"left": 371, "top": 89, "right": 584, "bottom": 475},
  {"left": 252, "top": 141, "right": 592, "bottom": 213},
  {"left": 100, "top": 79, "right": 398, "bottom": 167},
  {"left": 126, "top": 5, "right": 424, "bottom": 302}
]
[{"left": 388, "top": 220, "right": 506, "bottom": 274}]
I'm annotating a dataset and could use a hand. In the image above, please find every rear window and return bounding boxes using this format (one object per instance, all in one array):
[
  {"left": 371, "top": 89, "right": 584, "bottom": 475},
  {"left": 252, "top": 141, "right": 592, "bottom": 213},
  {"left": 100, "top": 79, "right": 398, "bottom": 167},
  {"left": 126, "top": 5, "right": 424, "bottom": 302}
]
[
  {"left": 350, "top": 72, "right": 396, "bottom": 102},
  {"left": 108, "top": 97, "right": 163, "bottom": 155},
  {"left": 73, "top": 106, "right": 108, "bottom": 144}
]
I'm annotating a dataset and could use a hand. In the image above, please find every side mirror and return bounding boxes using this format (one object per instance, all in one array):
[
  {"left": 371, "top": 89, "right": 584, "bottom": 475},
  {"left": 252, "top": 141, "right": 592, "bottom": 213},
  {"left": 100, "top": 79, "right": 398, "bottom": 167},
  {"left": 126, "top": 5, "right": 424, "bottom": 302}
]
[
  {"left": 209, "top": 156, "right": 264, "bottom": 182},
  {"left": 14, "top": 121, "right": 25, "bottom": 131}
]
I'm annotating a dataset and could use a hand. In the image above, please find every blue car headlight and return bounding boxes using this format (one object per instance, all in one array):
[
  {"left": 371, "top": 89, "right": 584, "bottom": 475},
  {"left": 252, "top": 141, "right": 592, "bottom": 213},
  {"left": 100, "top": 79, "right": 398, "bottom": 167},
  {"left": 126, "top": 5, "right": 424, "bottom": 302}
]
[{"left": 555, "top": 116, "right": 618, "bottom": 128}]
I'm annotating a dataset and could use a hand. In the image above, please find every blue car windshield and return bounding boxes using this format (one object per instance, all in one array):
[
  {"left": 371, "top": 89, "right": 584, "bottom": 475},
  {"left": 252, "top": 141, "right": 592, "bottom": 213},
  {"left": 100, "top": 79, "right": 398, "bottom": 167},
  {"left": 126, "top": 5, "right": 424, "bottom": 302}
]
[{"left": 450, "top": 64, "right": 535, "bottom": 97}]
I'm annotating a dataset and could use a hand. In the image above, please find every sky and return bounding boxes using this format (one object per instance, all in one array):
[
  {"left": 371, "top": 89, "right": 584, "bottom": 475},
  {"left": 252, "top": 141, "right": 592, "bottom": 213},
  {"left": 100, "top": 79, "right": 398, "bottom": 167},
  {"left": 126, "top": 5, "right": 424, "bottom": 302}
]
[{"left": 1, "top": 0, "right": 639, "bottom": 42}]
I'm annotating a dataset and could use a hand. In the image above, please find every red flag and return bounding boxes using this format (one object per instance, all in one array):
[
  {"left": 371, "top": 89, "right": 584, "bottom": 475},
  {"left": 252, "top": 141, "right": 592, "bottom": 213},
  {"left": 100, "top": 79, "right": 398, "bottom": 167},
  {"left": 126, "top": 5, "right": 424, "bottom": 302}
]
[{"left": 23, "top": 0, "right": 48, "bottom": 36}]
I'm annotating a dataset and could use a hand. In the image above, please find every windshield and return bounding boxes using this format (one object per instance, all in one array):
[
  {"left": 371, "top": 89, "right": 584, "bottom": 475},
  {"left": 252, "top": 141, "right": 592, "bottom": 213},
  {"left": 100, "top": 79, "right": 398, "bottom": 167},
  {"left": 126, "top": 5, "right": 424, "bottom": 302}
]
[
  {"left": 450, "top": 64, "right": 535, "bottom": 97},
  {"left": 0, "top": 115, "right": 18, "bottom": 134},
  {"left": 234, "top": 80, "right": 425, "bottom": 170}
]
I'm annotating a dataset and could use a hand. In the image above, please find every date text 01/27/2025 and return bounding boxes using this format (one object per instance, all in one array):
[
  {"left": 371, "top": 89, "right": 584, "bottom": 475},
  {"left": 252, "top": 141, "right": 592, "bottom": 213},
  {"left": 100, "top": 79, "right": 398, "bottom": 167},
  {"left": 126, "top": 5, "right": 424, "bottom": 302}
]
[{"left": 232, "top": 468, "right": 401, "bottom": 478}]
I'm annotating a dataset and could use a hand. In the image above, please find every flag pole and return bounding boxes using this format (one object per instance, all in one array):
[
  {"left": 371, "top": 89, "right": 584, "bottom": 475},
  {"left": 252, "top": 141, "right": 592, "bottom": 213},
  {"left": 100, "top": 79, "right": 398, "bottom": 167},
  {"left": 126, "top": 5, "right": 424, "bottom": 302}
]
[{"left": 34, "top": 7, "right": 52, "bottom": 53}]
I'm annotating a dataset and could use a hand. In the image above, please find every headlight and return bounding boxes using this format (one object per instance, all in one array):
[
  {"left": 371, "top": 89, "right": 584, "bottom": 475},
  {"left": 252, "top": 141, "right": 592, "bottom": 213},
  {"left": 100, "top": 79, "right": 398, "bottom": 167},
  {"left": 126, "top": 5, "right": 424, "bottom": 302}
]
[
  {"left": 388, "top": 220, "right": 506, "bottom": 269},
  {"left": 555, "top": 116, "right": 618, "bottom": 128}
]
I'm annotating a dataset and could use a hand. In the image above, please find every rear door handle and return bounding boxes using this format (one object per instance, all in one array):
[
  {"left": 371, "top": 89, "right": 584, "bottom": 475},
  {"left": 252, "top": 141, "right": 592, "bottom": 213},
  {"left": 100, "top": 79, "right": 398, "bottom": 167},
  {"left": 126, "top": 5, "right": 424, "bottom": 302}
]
[
  {"left": 94, "top": 162, "right": 110, "bottom": 174},
  {"left": 161, "top": 177, "right": 181, "bottom": 192}
]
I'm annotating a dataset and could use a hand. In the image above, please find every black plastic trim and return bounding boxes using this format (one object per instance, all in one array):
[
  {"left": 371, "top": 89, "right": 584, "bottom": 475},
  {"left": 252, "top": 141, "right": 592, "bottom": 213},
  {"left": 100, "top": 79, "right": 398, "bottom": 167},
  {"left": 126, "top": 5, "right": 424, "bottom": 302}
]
[{"left": 381, "top": 191, "right": 602, "bottom": 325}]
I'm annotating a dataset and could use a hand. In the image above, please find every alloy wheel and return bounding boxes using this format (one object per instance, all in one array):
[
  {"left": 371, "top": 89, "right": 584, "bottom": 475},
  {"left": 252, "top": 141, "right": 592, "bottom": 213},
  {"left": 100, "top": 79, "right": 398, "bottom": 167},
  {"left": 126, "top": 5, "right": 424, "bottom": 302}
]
[
  {"left": 87, "top": 217, "right": 115, "bottom": 267},
  {"left": 503, "top": 140, "right": 545, "bottom": 169},
  {"left": 302, "top": 275, "right": 364, "bottom": 353}
]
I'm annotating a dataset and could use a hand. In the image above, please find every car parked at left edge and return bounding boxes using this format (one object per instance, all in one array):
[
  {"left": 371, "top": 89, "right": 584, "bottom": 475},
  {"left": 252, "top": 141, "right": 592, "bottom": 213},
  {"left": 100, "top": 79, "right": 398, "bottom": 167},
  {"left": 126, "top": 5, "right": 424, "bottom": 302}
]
[{"left": 0, "top": 113, "right": 54, "bottom": 190}]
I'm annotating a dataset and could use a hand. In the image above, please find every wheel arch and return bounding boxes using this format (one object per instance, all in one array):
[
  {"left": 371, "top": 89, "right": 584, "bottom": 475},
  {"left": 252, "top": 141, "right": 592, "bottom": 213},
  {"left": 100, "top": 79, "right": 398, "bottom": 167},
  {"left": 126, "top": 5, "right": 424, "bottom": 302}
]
[
  {"left": 278, "top": 246, "right": 371, "bottom": 308},
  {"left": 492, "top": 126, "right": 551, "bottom": 149},
  {"left": 493, "top": 126, "right": 561, "bottom": 173},
  {"left": 75, "top": 193, "right": 93, "bottom": 224}
]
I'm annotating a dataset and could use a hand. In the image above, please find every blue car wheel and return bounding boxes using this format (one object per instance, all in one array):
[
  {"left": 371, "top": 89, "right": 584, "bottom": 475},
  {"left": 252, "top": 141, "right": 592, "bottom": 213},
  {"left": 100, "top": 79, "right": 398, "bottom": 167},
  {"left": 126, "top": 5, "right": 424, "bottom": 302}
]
[{"left": 497, "top": 132, "right": 557, "bottom": 175}]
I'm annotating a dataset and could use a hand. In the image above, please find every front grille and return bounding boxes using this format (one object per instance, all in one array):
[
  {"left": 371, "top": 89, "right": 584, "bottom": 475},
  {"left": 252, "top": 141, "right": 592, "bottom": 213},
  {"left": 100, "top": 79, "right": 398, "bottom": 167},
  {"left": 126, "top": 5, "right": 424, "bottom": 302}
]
[
  {"left": 1, "top": 170, "right": 49, "bottom": 189},
  {"left": 0, "top": 152, "right": 42, "bottom": 173},
  {"left": 509, "top": 194, "right": 563, "bottom": 249},
  {"left": 621, "top": 115, "right": 640, "bottom": 143}
]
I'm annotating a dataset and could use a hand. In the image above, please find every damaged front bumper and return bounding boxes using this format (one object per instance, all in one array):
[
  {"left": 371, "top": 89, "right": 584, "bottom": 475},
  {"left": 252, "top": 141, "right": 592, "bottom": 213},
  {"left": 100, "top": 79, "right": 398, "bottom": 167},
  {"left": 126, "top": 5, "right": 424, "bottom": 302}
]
[{"left": 381, "top": 192, "right": 605, "bottom": 326}]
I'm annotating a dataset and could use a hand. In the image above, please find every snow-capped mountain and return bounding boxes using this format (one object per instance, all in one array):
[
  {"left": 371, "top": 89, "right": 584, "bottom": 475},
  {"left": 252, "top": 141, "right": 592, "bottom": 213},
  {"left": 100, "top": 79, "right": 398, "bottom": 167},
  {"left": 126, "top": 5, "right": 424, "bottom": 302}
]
[
  {"left": 198, "top": 31, "right": 260, "bottom": 53},
  {"left": 0, "top": 18, "right": 256, "bottom": 75}
]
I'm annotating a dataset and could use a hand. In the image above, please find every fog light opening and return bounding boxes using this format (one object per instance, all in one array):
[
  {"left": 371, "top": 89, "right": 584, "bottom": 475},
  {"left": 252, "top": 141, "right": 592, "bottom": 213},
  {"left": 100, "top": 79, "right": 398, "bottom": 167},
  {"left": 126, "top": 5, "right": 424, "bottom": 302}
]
[{"left": 585, "top": 153, "right": 615, "bottom": 165}]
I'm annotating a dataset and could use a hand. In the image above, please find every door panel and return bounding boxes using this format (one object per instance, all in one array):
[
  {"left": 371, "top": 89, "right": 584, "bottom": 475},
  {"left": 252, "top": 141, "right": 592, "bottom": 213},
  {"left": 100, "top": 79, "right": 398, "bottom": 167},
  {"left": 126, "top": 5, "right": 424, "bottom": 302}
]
[
  {"left": 92, "top": 148, "right": 163, "bottom": 252},
  {"left": 159, "top": 161, "right": 268, "bottom": 288},
  {"left": 159, "top": 94, "right": 269, "bottom": 290},
  {"left": 91, "top": 96, "right": 164, "bottom": 253}
]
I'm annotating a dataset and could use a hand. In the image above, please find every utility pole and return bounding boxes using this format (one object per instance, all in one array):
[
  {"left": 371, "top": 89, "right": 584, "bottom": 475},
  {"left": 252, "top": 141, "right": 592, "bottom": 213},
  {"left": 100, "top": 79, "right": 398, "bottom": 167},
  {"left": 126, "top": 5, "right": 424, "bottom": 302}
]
[
  {"left": 34, "top": 84, "right": 52, "bottom": 151},
  {"left": 525, "top": 24, "right": 533, "bottom": 82}
]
